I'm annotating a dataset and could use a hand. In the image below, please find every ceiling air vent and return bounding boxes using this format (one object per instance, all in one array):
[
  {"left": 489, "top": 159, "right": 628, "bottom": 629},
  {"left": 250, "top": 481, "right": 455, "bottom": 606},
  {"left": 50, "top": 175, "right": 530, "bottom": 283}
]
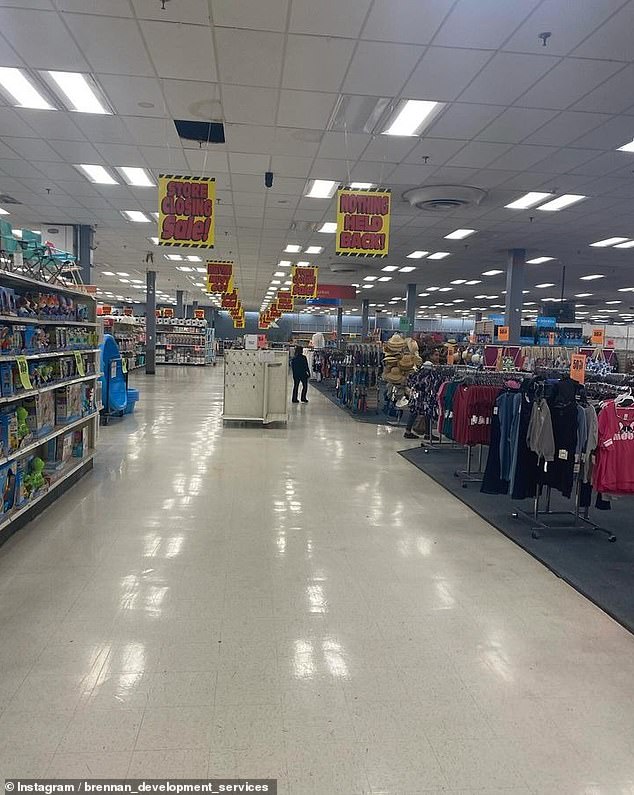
[{"left": 402, "top": 185, "right": 487, "bottom": 212}]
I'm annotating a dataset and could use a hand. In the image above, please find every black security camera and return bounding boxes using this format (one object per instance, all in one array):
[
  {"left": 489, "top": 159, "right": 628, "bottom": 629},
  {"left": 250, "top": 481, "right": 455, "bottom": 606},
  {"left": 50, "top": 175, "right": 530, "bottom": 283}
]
[{"left": 265, "top": 171, "right": 274, "bottom": 188}]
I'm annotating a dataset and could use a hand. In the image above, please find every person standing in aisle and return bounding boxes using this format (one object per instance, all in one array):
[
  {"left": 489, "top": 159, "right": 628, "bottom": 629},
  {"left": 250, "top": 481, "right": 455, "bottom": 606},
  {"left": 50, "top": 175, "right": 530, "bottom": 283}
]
[{"left": 291, "top": 345, "right": 310, "bottom": 403}]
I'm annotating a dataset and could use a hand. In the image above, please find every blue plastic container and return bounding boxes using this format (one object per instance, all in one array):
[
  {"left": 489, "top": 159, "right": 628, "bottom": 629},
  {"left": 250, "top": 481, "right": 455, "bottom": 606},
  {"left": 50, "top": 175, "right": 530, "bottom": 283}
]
[{"left": 124, "top": 387, "right": 139, "bottom": 415}]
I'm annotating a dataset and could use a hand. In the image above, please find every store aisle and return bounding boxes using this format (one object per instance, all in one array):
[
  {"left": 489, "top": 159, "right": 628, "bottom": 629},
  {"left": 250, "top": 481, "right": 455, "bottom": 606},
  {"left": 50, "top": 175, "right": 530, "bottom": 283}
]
[{"left": 0, "top": 366, "right": 632, "bottom": 793}]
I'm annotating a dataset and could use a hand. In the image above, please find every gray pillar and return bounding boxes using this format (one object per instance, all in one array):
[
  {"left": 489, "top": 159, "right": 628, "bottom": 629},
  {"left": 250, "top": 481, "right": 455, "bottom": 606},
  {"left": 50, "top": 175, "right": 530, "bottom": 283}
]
[
  {"left": 504, "top": 248, "right": 525, "bottom": 345},
  {"left": 176, "top": 290, "right": 184, "bottom": 317},
  {"left": 75, "top": 224, "right": 92, "bottom": 284},
  {"left": 475, "top": 311, "right": 483, "bottom": 322},
  {"left": 336, "top": 305, "right": 343, "bottom": 347},
  {"left": 192, "top": 300, "right": 199, "bottom": 313},
  {"left": 146, "top": 270, "right": 156, "bottom": 374},
  {"left": 361, "top": 298, "right": 370, "bottom": 341},
  {"left": 405, "top": 283, "right": 416, "bottom": 335}
]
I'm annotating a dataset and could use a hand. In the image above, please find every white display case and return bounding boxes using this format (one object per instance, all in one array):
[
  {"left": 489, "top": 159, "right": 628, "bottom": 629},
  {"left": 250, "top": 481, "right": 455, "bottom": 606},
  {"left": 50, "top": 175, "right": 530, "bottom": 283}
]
[{"left": 222, "top": 348, "right": 288, "bottom": 424}]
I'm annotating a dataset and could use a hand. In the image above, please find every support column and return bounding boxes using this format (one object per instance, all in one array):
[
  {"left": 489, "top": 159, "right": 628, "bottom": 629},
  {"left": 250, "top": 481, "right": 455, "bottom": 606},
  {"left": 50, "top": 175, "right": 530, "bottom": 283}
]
[
  {"left": 475, "top": 311, "right": 483, "bottom": 322},
  {"left": 192, "top": 300, "right": 199, "bottom": 315},
  {"left": 405, "top": 283, "right": 416, "bottom": 335},
  {"left": 361, "top": 298, "right": 369, "bottom": 341},
  {"left": 75, "top": 224, "right": 93, "bottom": 284},
  {"left": 146, "top": 270, "right": 156, "bottom": 375},
  {"left": 504, "top": 248, "right": 525, "bottom": 345},
  {"left": 176, "top": 290, "right": 184, "bottom": 317},
  {"left": 336, "top": 305, "right": 343, "bottom": 347}
]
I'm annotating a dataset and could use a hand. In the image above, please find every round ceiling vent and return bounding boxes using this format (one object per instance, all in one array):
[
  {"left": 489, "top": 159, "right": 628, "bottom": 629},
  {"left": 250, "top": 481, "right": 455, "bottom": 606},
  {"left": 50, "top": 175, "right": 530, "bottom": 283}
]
[{"left": 402, "top": 185, "right": 487, "bottom": 212}]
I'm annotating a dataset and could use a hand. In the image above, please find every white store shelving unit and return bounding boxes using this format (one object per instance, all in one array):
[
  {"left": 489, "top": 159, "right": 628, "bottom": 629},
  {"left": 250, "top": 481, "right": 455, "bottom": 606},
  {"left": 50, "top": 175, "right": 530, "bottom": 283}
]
[
  {"left": 222, "top": 348, "right": 289, "bottom": 424},
  {"left": 156, "top": 318, "right": 214, "bottom": 365}
]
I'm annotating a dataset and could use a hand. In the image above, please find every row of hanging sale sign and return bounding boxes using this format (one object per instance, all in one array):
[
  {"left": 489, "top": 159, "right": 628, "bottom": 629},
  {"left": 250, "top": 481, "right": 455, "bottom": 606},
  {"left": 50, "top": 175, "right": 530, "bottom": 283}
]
[
  {"left": 207, "top": 261, "right": 245, "bottom": 328},
  {"left": 157, "top": 175, "right": 392, "bottom": 258}
]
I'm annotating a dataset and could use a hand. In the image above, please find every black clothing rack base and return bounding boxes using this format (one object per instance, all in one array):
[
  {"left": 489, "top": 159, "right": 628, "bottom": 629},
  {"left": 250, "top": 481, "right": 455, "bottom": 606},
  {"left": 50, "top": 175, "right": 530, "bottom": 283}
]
[{"left": 454, "top": 444, "right": 484, "bottom": 487}]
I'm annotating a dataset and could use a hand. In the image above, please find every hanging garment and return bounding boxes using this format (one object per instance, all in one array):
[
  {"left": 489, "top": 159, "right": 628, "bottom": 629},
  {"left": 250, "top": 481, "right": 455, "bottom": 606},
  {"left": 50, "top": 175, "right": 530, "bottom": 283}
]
[
  {"left": 582, "top": 404, "right": 599, "bottom": 484},
  {"left": 593, "top": 399, "right": 634, "bottom": 494},
  {"left": 451, "top": 384, "right": 501, "bottom": 446},
  {"left": 510, "top": 387, "right": 539, "bottom": 500},
  {"left": 481, "top": 395, "right": 510, "bottom": 495},
  {"left": 526, "top": 398, "right": 555, "bottom": 462},
  {"left": 499, "top": 392, "right": 522, "bottom": 482},
  {"left": 539, "top": 401, "right": 578, "bottom": 499}
]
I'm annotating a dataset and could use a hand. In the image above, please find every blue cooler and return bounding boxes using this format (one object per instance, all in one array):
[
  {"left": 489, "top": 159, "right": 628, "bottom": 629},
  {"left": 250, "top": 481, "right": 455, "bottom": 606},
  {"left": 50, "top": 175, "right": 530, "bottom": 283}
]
[{"left": 124, "top": 387, "right": 139, "bottom": 414}]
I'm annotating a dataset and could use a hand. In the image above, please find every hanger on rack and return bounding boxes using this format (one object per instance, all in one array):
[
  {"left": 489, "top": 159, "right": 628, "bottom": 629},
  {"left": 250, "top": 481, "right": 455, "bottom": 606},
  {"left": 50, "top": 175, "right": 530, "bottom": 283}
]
[{"left": 615, "top": 386, "right": 634, "bottom": 407}]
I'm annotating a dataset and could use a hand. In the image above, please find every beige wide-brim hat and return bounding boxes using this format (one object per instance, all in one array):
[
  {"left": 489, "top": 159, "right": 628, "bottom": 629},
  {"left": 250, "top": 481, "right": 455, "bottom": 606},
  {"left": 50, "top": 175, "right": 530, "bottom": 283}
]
[
  {"left": 382, "top": 354, "right": 400, "bottom": 365},
  {"left": 385, "top": 367, "right": 404, "bottom": 384},
  {"left": 406, "top": 338, "right": 419, "bottom": 354},
  {"left": 399, "top": 353, "right": 416, "bottom": 370},
  {"left": 385, "top": 333, "right": 407, "bottom": 351}
]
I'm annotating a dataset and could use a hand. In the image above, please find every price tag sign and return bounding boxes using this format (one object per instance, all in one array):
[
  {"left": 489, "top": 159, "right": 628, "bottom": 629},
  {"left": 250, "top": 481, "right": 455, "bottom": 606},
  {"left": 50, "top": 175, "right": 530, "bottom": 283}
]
[
  {"left": 570, "top": 353, "right": 587, "bottom": 384},
  {"left": 121, "top": 357, "right": 128, "bottom": 374},
  {"left": 110, "top": 360, "right": 117, "bottom": 379},
  {"left": 591, "top": 328, "right": 605, "bottom": 345},
  {"left": 16, "top": 356, "right": 32, "bottom": 390},
  {"left": 74, "top": 351, "right": 85, "bottom": 377},
  {"left": 498, "top": 326, "right": 510, "bottom": 342}
]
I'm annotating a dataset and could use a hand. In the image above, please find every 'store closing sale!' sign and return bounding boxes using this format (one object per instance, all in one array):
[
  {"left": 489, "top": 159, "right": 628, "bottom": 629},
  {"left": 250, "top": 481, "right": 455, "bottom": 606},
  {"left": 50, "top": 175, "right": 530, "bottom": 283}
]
[
  {"left": 158, "top": 174, "right": 215, "bottom": 248},
  {"left": 336, "top": 187, "right": 391, "bottom": 257}
]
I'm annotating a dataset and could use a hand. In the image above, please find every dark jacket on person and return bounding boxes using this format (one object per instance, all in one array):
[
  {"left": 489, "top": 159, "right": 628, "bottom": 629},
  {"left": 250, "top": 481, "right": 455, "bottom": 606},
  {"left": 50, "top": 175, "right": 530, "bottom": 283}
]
[{"left": 291, "top": 354, "right": 310, "bottom": 379}]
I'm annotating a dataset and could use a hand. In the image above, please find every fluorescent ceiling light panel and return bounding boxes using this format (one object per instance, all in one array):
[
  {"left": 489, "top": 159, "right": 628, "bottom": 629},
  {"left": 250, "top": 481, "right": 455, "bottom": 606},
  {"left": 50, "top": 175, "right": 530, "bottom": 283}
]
[
  {"left": 428, "top": 252, "right": 451, "bottom": 260},
  {"left": 535, "top": 283, "right": 555, "bottom": 288},
  {"left": 119, "top": 166, "right": 154, "bottom": 187},
  {"left": 273, "top": 271, "right": 285, "bottom": 277},
  {"left": 482, "top": 270, "right": 503, "bottom": 276},
  {"left": 606, "top": 301, "right": 622, "bottom": 304},
  {"left": 418, "top": 292, "right": 429, "bottom": 297},
  {"left": 48, "top": 71, "right": 110, "bottom": 114},
  {"left": 613, "top": 240, "right": 634, "bottom": 249},
  {"left": 349, "top": 182, "right": 374, "bottom": 189},
  {"left": 0, "top": 206, "right": 9, "bottom": 216},
  {"left": 77, "top": 164, "right": 117, "bottom": 185},
  {"left": 580, "top": 274, "right": 605, "bottom": 280},
  {"left": 305, "top": 179, "right": 337, "bottom": 199},
  {"left": 304, "top": 246, "right": 323, "bottom": 254},
  {"left": 526, "top": 256, "right": 555, "bottom": 264},
  {"left": 617, "top": 288, "right": 634, "bottom": 292},
  {"left": 407, "top": 250, "right": 428, "bottom": 259},
  {"left": 116, "top": 272, "right": 129, "bottom": 276},
  {"left": 444, "top": 228, "right": 476, "bottom": 240},
  {"left": 465, "top": 280, "right": 481, "bottom": 285},
  {"left": 121, "top": 210, "right": 150, "bottom": 223},
  {"left": 148, "top": 237, "right": 159, "bottom": 245},
  {"left": 378, "top": 276, "right": 392, "bottom": 281},
  {"left": 505, "top": 192, "right": 552, "bottom": 210},
  {"left": 167, "top": 255, "right": 183, "bottom": 261},
  {"left": 362, "top": 284, "right": 373, "bottom": 289},
  {"left": 590, "top": 237, "right": 629, "bottom": 247},
  {"left": 383, "top": 99, "right": 440, "bottom": 137},
  {"left": 0, "top": 67, "right": 53, "bottom": 110},
  {"left": 537, "top": 194, "right": 586, "bottom": 212},
  {"left": 285, "top": 244, "right": 301, "bottom": 252},
  {"left": 363, "top": 276, "right": 378, "bottom": 281},
  {"left": 278, "top": 260, "right": 291, "bottom": 267},
  {"left": 102, "top": 271, "right": 114, "bottom": 276},
  {"left": 186, "top": 255, "right": 201, "bottom": 262},
  {"left": 399, "top": 266, "right": 416, "bottom": 272},
  {"left": 382, "top": 265, "right": 398, "bottom": 271},
  {"left": 450, "top": 279, "right": 467, "bottom": 285},
  {"left": 617, "top": 139, "right": 634, "bottom": 152},
  {"left": 318, "top": 222, "right": 337, "bottom": 233}
]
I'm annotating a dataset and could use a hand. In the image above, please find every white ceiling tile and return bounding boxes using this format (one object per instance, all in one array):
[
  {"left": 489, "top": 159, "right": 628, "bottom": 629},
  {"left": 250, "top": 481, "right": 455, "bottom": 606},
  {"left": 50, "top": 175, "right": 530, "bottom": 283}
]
[
  {"left": 467, "top": 169, "right": 519, "bottom": 189},
  {"left": 0, "top": 8, "right": 88, "bottom": 70},
  {"left": 0, "top": 108, "right": 40, "bottom": 138},
  {"left": 309, "top": 158, "right": 349, "bottom": 180},
  {"left": 98, "top": 76, "right": 165, "bottom": 117},
  {"left": 402, "top": 47, "right": 492, "bottom": 102},
  {"left": 571, "top": 116, "right": 634, "bottom": 150},
  {"left": 0, "top": 0, "right": 52, "bottom": 7},
  {"left": 0, "top": 159, "right": 45, "bottom": 179},
  {"left": 526, "top": 147, "right": 599, "bottom": 173},
  {"left": 55, "top": 0, "right": 132, "bottom": 13},
  {"left": 428, "top": 104, "right": 505, "bottom": 139},
  {"left": 2, "top": 137, "right": 62, "bottom": 161},
  {"left": 15, "top": 109, "right": 86, "bottom": 141},
  {"left": 573, "top": 2, "right": 634, "bottom": 61},
  {"left": 93, "top": 143, "right": 146, "bottom": 166},
  {"left": 572, "top": 65, "right": 634, "bottom": 114},
  {"left": 223, "top": 85, "right": 278, "bottom": 126},
  {"left": 290, "top": 0, "right": 371, "bottom": 37},
  {"left": 404, "top": 138, "right": 469, "bottom": 165},
  {"left": 211, "top": 0, "right": 289, "bottom": 32},
  {"left": 132, "top": 0, "right": 210, "bottom": 23},
  {"left": 72, "top": 115, "right": 134, "bottom": 145},
  {"left": 459, "top": 53, "right": 559, "bottom": 105},
  {"left": 266, "top": 176, "right": 306, "bottom": 194},
  {"left": 570, "top": 150, "right": 633, "bottom": 177},
  {"left": 434, "top": 0, "right": 541, "bottom": 48},
  {"left": 523, "top": 111, "right": 610, "bottom": 146},
  {"left": 271, "top": 127, "right": 322, "bottom": 158},
  {"left": 64, "top": 13, "right": 153, "bottom": 75},
  {"left": 0, "top": 34, "right": 24, "bottom": 67},
  {"left": 229, "top": 153, "right": 271, "bottom": 174},
  {"left": 184, "top": 151, "right": 230, "bottom": 178},
  {"left": 388, "top": 163, "right": 435, "bottom": 184},
  {"left": 161, "top": 80, "right": 221, "bottom": 121},
  {"left": 361, "top": 135, "right": 417, "bottom": 162},
  {"left": 446, "top": 141, "right": 513, "bottom": 168},
  {"left": 517, "top": 59, "right": 623, "bottom": 110},
  {"left": 344, "top": 41, "right": 423, "bottom": 95},
  {"left": 476, "top": 107, "right": 558, "bottom": 144},
  {"left": 223, "top": 124, "right": 275, "bottom": 154},
  {"left": 361, "top": 0, "right": 453, "bottom": 44},
  {"left": 317, "top": 131, "right": 370, "bottom": 160},
  {"left": 141, "top": 21, "right": 216, "bottom": 80},
  {"left": 487, "top": 144, "right": 555, "bottom": 171},
  {"left": 283, "top": 35, "right": 355, "bottom": 92},
  {"left": 123, "top": 116, "right": 183, "bottom": 148},
  {"left": 277, "top": 89, "right": 337, "bottom": 129},
  {"left": 349, "top": 161, "right": 395, "bottom": 183},
  {"left": 48, "top": 139, "right": 104, "bottom": 163},
  {"left": 217, "top": 29, "right": 284, "bottom": 88}
]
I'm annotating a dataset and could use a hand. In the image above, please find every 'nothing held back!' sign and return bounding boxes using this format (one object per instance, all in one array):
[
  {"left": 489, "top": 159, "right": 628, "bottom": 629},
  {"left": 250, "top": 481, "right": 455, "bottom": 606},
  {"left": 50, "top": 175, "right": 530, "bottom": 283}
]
[
  {"left": 158, "top": 174, "right": 215, "bottom": 248},
  {"left": 336, "top": 187, "right": 391, "bottom": 258}
]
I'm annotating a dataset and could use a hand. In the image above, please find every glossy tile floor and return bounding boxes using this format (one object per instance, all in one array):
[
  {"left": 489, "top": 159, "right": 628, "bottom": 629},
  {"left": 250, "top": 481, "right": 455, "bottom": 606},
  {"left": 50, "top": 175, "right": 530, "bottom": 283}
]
[{"left": 0, "top": 365, "right": 633, "bottom": 794}]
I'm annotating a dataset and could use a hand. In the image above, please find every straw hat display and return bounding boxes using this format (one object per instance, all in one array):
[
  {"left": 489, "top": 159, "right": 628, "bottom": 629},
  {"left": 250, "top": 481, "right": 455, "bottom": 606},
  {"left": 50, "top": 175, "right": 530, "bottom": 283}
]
[
  {"left": 381, "top": 334, "right": 420, "bottom": 384},
  {"left": 383, "top": 333, "right": 407, "bottom": 354},
  {"left": 399, "top": 353, "right": 416, "bottom": 371},
  {"left": 385, "top": 367, "right": 405, "bottom": 384}
]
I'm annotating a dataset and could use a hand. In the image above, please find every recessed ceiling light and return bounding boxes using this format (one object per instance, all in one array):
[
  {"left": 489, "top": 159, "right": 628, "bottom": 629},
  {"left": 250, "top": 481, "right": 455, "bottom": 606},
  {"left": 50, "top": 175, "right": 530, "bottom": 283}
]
[
  {"left": 362, "top": 284, "right": 373, "bottom": 289},
  {"left": 383, "top": 99, "right": 440, "bottom": 136},
  {"left": 407, "top": 251, "right": 429, "bottom": 259},
  {"left": 575, "top": 293, "right": 593, "bottom": 297},
  {"left": 318, "top": 222, "right": 337, "bottom": 233},
  {"left": 617, "top": 287, "right": 634, "bottom": 292},
  {"left": 428, "top": 252, "right": 451, "bottom": 260},
  {"left": 438, "top": 287, "right": 453, "bottom": 292},
  {"left": 580, "top": 274, "right": 605, "bottom": 280},
  {"left": 606, "top": 301, "right": 622, "bottom": 304},
  {"left": 273, "top": 271, "right": 285, "bottom": 277},
  {"left": 526, "top": 256, "right": 555, "bottom": 264},
  {"left": 186, "top": 255, "right": 202, "bottom": 262},
  {"left": 285, "top": 244, "right": 302, "bottom": 253},
  {"left": 116, "top": 272, "right": 129, "bottom": 276},
  {"left": 535, "top": 283, "right": 555, "bottom": 288},
  {"left": 590, "top": 237, "right": 629, "bottom": 247},
  {"left": 277, "top": 260, "right": 292, "bottom": 268},
  {"left": 444, "top": 228, "right": 476, "bottom": 240},
  {"left": 450, "top": 279, "right": 467, "bottom": 285},
  {"left": 482, "top": 270, "right": 503, "bottom": 276},
  {"left": 121, "top": 210, "right": 150, "bottom": 223},
  {"left": 465, "top": 280, "right": 481, "bottom": 286},
  {"left": 349, "top": 182, "right": 375, "bottom": 189},
  {"left": 381, "top": 265, "right": 398, "bottom": 272},
  {"left": 102, "top": 271, "right": 114, "bottom": 276},
  {"left": 452, "top": 299, "right": 465, "bottom": 303},
  {"left": 296, "top": 261, "right": 310, "bottom": 267},
  {"left": 305, "top": 246, "right": 323, "bottom": 254},
  {"left": 48, "top": 70, "right": 110, "bottom": 114},
  {"left": 131, "top": 279, "right": 143, "bottom": 284},
  {"left": 537, "top": 194, "right": 587, "bottom": 212},
  {"left": 399, "top": 266, "right": 416, "bottom": 272},
  {"left": 305, "top": 179, "right": 338, "bottom": 199},
  {"left": 418, "top": 292, "right": 429, "bottom": 297},
  {"left": 168, "top": 255, "right": 184, "bottom": 262},
  {"left": 617, "top": 139, "right": 634, "bottom": 152},
  {"left": 363, "top": 276, "right": 378, "bottom": 281},
  {"left": 119, "top": 278, "right": 129, "bottom": 283},
  {"left": 148, "top": 237, "right": 159, "bottom": 245},
  {"left": 426, "top": 287, "right": 439, "bottom": 291},
  {"left": 271, "top": 280, "right": 281, "bottom": 285},
  {"left": 505, "top": 191, "right": 553, "bottom": 210},
  {"left": 118, "top": 166, "right": 154, "bottom": 187},
  {"left": 378, "top": 276, "right": 392, "bottom": 281},
  {"left": 76, "top": 164, "right": 118, "bottom": 185},
  {"left": 0, "top": 67, "right": 54, "bottom": 110},
  {"left": 0, "top": 206, "right": 9, "bottom": 216},
  {"left": 523, "top": 301, "right": 536, "bottom": 306},
  {"left": 613, "top": 240, "right": 634, "bottom": 249}
]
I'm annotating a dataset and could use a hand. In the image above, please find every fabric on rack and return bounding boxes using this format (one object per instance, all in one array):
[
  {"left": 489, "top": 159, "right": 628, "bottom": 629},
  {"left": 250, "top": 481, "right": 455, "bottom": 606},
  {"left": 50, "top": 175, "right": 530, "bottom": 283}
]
[
  {"left": 539, "top": 401, "right": 577, "bottom": 499},
  {"left": 576, "top": 404, "right": 588, "bottom": 458},
  {"left": 526, "top": 398, "right": 555, "bottom": 462},
  {"left": 593, "top": 400, "right": 634, "bottom": 494},
  {"left": 438, "top": 380, "right": 459, "bottom": 438},
  {"left": 499, "top": 392, "right": 522, "bottom": 481},
  {"left": 583, "top": 404, "right": 599, "bottom": 484},
  {"left": 510, "top": 387, "right": 539, "bottom": 500},
  {"left": 481, "top": 394, "right": 509, "bottom": 494},
  {"left": 451, "top": 384, "right": 501, "bottom": 446}
]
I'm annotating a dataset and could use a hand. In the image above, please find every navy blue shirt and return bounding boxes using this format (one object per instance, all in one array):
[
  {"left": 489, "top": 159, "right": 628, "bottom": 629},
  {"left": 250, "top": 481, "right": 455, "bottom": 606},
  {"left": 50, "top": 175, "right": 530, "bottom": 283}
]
[{"left": 291, "top": 354, "right": 310, "bottom": 379}]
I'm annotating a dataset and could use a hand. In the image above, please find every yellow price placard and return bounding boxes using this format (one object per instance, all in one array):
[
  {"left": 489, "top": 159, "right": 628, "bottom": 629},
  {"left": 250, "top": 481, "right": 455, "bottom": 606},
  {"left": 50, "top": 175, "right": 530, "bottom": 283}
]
[
  {"left": 121, "top": 357, "right": 128, "bottom": 374},
  {"left": 74, "top": 351, "right": 85, "bottom": 377},
  {"left": 16, "top": 356, "right": 32, "bottom": 390}
]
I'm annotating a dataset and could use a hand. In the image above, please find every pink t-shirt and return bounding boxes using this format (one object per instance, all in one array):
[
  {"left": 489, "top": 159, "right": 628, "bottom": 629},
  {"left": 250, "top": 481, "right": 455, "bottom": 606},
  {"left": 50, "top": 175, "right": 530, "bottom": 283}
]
[{"left": 593, "top": 400, "right": 634, "bottom": 494}]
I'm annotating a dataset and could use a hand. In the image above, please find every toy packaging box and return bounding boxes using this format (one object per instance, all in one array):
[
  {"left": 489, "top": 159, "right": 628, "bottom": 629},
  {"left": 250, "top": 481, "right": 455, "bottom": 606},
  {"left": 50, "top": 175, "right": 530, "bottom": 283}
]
[
  {"left": 58, "top": 431, "right": 74, "bottom": 463},
  {"left": 24, "top": 392, "right": 55, "bottom": 437},
  {"left": 72, "top": 427, "right": 89, "bottom": 458},
  {"left": 0, "top": 362, "right": 14, "bottom": 397},
  {"left": 55, "top": 383, "right": 82, "bottom": 424},
  {"left": 0, "top": 462, "right": 17, "bottom": 514},
  {"left": 0, "top": 409, "right": 18, "bottom": 456},
  {"left": 14, "top": 458, "right": 28, "bottom": 507}
]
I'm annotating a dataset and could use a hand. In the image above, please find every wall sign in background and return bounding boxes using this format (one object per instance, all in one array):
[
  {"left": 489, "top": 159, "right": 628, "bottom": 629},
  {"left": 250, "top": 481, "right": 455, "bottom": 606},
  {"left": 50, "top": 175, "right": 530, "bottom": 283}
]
[
  {"left": 158, "top": 175, "right": 215, "bottom": 248},
  {"left": 336, "top": 188, "right": 391, "bottom": 257}
]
